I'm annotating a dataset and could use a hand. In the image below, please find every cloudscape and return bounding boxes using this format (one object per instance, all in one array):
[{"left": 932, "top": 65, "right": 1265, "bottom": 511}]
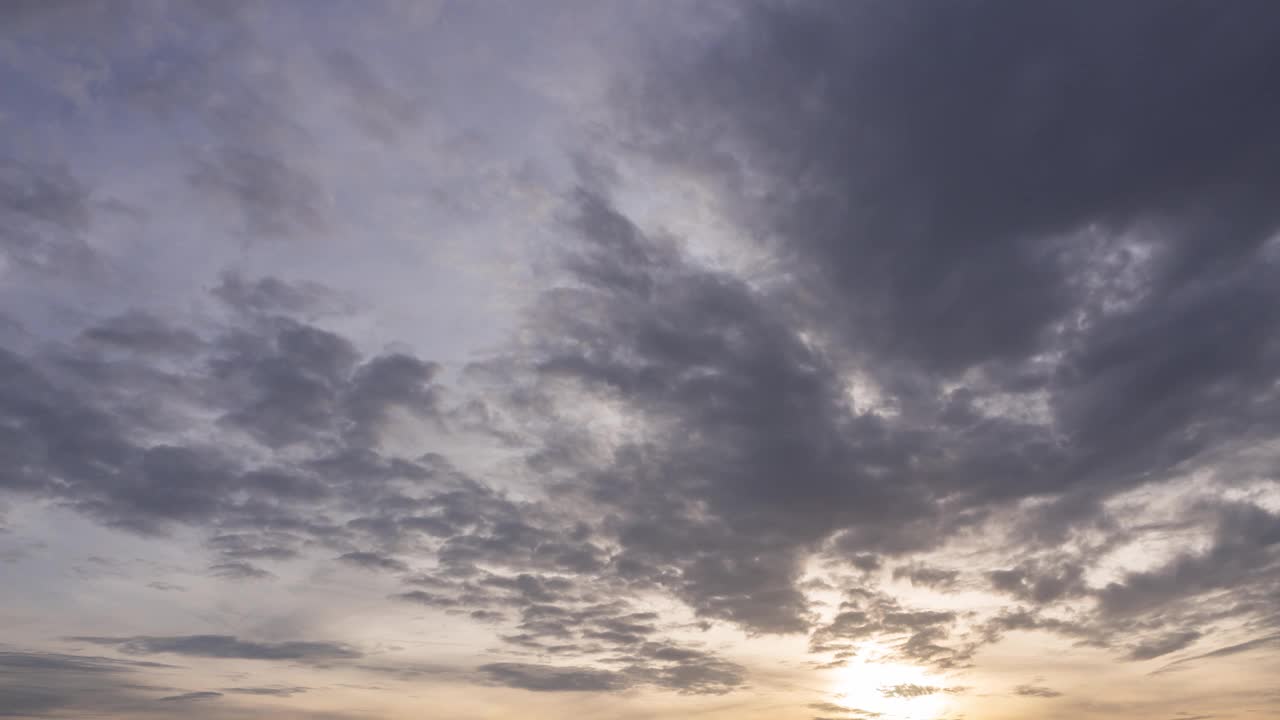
[{"left": 3, "top": 2, "right": 1280, "bottom": 718}]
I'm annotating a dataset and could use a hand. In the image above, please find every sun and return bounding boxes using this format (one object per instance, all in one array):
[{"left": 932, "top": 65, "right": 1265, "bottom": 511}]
[{"left": 826, "top": 644, "right": 952, "bottom": 720}]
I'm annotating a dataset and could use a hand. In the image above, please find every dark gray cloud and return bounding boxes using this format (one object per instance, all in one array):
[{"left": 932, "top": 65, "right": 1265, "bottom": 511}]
[
  {"left": 68, "top": 635, "right": 362, "bottom": 662},
  {"left": 487, "top": 169, "right": 1280, "bottom": 660},
  {"left": 616, "top": 648, "right": 744, "bottom": 695},
  {"left": 337, "top": 551, "right": 410, "bottom": 573},
  {"left": 979, "top": 607, "right": 1101, "bottom": 650},
  {"left": 0, "top": 649, "right": 174, "bottom": 718},
  {"left": 341, "top": 354, "right": 443, "bottom": 447},
  {"left": 0, "top": 157, "right": 97, "bottom": 275},
  {"left": 209, "top": 533, "right": 301, "bottom": 562},
  {"left": 1127, "top": 631, "right": 1204, "bottom": 662},
  {"left": 221, "top": 686, "right": 308, "bottom": 697},
  {"left": 212, "top": 271, "right": 349, "bottom": 319},
  {"left": 208, "top": 561, "right": 275, "bottom": 581},
  {"left": 487, "top": 0, "right": 1280, "bottom": 652},
  {"left": 79, "top": 311, "right": 204, "bottom": 357},
  {"left": 158, "top": 691, "right": 223, "bottom": 702},
  {"left": 479, "top": 662, "right": 627, "bottom": 693},
  {"left": 629, "top": 0, "right": 1280, "bottom": 384},
  {"left": 653, "top": 3, "right": 1280, "bottom": 453},
  {"left": 1153, "top": 633, "right": 1280, "bottom": 675},
  {"left": 509, "top": 188, "right": 939, "bottom": 633},
  {"left": 892, "top": 563, "right": 959, "bottom": 590},
  {"left": 987, "top": 560, "right": 1088, "bottom": 605},
  {"left": 211, "top": 318, "right": 362, "bottom": 448},
  {"left": 0, "top": 274, "right": 473, "bottom": 554},
  {"left": 1099, "top": 503, "right": 1280, "bottom": 617},
  {"left": 0, "top": 650, "right": 173, "bottom": 674}
]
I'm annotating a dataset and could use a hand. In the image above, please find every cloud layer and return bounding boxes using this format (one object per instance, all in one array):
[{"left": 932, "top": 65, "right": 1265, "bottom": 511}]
[{"left": 3, "top": 2, "right": 1280, "bottom": 719}]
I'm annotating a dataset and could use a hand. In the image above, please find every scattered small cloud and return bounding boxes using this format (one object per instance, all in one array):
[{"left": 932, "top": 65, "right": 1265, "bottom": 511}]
[
  {"left": 159, "top": 691, "right": 223, "bottom": 702},
  {"left": 1014, "top": 684, "right": 1063, "bottom": 698}
]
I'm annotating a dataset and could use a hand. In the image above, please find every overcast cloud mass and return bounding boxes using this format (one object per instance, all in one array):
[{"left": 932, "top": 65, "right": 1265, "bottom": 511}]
[{"left": 3, "top": 2, "right": 1280, "bottom": 719}]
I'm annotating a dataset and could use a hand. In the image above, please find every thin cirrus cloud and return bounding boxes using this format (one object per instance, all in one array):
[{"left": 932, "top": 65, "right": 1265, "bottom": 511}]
[
  {"left": 65, "top": 635, "right": 363, "bottom": 662},
  {"left": 2, "top": 1, "right": 1280, "bottom": 719}
]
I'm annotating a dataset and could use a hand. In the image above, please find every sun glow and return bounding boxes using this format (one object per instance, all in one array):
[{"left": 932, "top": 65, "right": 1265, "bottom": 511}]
[{"left": 827, "top": 644, "right": 953, "bottom": 720}]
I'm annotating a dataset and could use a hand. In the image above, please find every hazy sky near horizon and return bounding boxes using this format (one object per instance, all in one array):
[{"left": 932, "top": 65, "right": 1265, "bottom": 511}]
[{"left": 3, "top": 2, "right": 1280, "bottom": 719}]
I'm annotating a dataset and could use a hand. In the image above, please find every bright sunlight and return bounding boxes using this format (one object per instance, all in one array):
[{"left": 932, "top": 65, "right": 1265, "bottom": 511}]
[{"left": 827, "top": 643, "right": 953, "bottom": 720}]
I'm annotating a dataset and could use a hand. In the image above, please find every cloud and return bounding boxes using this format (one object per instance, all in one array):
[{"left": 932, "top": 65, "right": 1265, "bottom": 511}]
[
  {"left": 146, "top": 581, "right": 186, "bottom": 592},
  {"left": 221, "top": 686, "right": 308, "bottom": 697},
  {"left": 158, "top": 691, "right": 222, "bottom": 702},
  {"left": 337, "top": 551, "right": 410, "bottom": 573},
  {"left": 0, "top": 158, "right": 97, "bottom": 275},
  {"left": 0, "top": 278, "right": 470, "bottom": 552},
  {"left": 608, "top": 642, "right": 745, "bottom": 695},
  {"left": 0, "top": 650, "right": 174, "bottom": 673},
  {"left": 0, "top": 649, "right": 175, "bottom": 717},
  {"left": 208, "top": 561, "right": 275, "bottom": 581},
  {"left": 79, "top": 311, "right": 204, "bottom": 356},
  {"left": 188, "top": 146, "right": 327, "bottom": 241},
  {"left": 880, "top": 684, "right": 950, "bottom": 699},
  {"left": 630, "top": 0, "right": 1280, "bottom": 384},
  {"left": 67, "top": 635, "right": 362, "bottom": 661},
  {"left": 1153, "top": 633, "right": 1280, "bottom": 675},
  {"left": 616, "top": 0, "right": 1280, "bottom": 547},
  {"left": 1128, "top": 631, "right": 1203, "bottom": 661},
  {"left": 509, "top": 188, "right": 944, "bottom": 633},
  {"left": 211, "top": 318, "right": 362, "bottom": 449},
  {"left": 1014, "top": 684, "right": 1063, "bottom": 698},
  {"left": 478, "top": 662, "right": 628, "bottom": 692},
  {"left": 1099, "top": 504, "right": 1280, "bottom": 616},
  {"left": 208, "top": 533, "right": 301, "bottom": 562},
  {"left": 6, "top": 1, "right": 1280, "bottom": 714},
  {"left": 212, "top": 271, "right": 349, "bottom": 319},
  {"left": 892, "top": 563, "right": 959, "bottom": 590},
  {"left": 810, "top": 590, "right": 971, "bottom": 669},
  {"left": 987, "top": 560, "right": 1087, "bottom": 605},
  {"left": 808, "top": 702, "right": 881, "bottom": 717},
  {"left": 418, "top": 4, "right": 1280, "bottom": 677},
  {"left": 478, "top": 640, "right": 742, "bottom": 691}
]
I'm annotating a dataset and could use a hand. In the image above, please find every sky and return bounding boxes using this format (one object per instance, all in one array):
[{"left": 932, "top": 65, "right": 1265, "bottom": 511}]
[{"left": 2, "top": 1, "right": 1280, "bottom": 719}]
